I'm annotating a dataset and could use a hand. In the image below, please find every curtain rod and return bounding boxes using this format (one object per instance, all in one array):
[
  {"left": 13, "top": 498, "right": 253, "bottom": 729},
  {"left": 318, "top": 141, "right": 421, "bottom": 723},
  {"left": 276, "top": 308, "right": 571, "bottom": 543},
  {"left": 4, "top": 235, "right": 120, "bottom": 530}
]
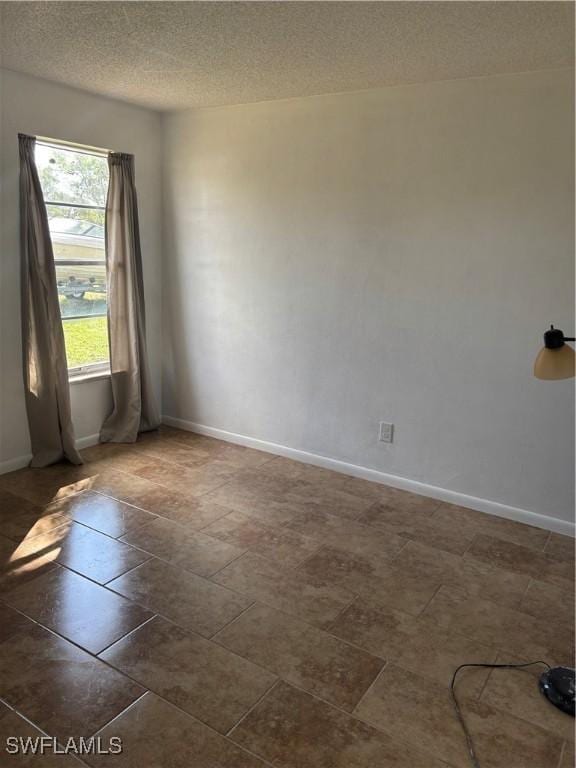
[{"left": 36, "top": 135, "right": 111, "bottom": 158}]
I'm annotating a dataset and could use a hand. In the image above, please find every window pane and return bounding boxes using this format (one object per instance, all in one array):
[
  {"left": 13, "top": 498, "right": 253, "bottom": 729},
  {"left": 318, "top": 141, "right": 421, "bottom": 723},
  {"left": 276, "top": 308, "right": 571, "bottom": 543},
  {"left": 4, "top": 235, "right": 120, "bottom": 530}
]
[
  {"left": 48, "top": 203, "right": 107, "bottom": 326},
  {"left": 38, "top": 145, "right": 110, "bottom": 373},
  {"left": 62, "top": 317, "right": 110, "bottom": 369},
  {"left": 56, "top": 263, "right": 107, "bottom": 317},
  {"left": 36, "top": 144, "right": 108, "bottom": 207},
  {"left": 46, "top": 204, "right": 105, "bottom": 260}
]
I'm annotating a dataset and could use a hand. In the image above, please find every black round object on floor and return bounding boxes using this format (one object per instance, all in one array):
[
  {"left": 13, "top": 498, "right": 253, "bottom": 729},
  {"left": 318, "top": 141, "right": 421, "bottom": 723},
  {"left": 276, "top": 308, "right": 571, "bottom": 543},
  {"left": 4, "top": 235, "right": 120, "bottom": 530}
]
[{"left": 539, "top": 666, "right": 575, "bottom": 716}]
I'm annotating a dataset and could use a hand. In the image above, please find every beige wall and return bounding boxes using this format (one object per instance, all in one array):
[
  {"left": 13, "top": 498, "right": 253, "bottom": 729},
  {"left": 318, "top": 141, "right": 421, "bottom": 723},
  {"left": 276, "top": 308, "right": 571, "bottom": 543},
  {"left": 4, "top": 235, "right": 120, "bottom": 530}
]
[
  {"left": 163, "top": 68, "right": 575, "bottom": 525},
  {"left": 0, "top": 69, "right": 163, "bottom": 466}
]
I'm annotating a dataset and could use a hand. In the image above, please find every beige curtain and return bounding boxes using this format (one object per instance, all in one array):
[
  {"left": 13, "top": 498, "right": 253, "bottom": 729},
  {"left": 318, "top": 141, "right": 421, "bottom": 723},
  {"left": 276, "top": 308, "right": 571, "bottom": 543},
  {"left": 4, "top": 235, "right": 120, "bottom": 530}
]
[
  {"left": 19, "top": 134, "right": 83, "bottom": 467},
  {"left": 100, "top": 153, "right": 160, "bottom": 442}
]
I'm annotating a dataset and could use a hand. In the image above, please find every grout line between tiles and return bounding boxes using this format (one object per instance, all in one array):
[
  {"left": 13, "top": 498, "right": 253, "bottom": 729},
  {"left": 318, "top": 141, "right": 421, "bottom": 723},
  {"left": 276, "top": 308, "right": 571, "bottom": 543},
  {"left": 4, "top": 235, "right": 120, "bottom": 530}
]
[
  {"left": 351, "top": 658, "right": 390, "bottom": 715},
  {"left": 210, "top": 601, "right": 257, "bottom": 641},
  {"left": 417, "top": 580, "right": 445, "bottom": 617},
  {"left": 291, "top": 542, "right": 326, "bottom": 573},
  {"left": 86, "top": 690, "right": 151, "bottom": 739},
  {"left": 518, "top": 576, "right": 533, "bottom": 607},
  {"left": 225, "top": 679, "right": 281, "bottom": 739},
  {"left": 319, "top": 592, "right": 359, "bottom": 632},
  {"left": 475, "top": 661, "right": 496, "bottom": 704},
  {"left": 556, "top": 740, "right": 567, "bottom": 768},
  {"left": 101, "top": 555, "right": 155, "bottom": 586},
  {"left": 207, "top": 547, "right": 253, "bottom": 579},
  {"left": 95, "top": 614, "right": 159, "bottom": 657}
]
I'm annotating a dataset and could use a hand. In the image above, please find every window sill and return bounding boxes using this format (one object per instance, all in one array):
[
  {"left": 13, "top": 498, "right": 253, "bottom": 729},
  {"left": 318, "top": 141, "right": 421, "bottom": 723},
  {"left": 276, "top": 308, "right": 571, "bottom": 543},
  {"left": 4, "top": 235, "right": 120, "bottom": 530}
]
[{"left": 69, "top": 369, "right": 111, "bottom": 385}]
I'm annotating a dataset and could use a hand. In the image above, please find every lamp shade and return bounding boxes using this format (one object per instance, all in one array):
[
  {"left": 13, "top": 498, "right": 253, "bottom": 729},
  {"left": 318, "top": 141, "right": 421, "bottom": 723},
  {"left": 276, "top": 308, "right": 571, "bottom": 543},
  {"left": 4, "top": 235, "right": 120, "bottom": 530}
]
[{"left": 534, "top": 343, "right": 575, "bottom": 380}]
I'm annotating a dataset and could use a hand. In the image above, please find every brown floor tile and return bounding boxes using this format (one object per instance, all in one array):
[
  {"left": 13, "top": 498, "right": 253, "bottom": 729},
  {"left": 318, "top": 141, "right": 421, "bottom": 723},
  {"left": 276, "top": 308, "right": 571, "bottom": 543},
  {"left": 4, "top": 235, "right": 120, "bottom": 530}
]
[
  {"left": 466, "top": 534, "right": 574, "bottom": 589},
  {"left": 285, "top": 510, "right": 407, "bottom": 560},
  {"left": 423, "top": 586, "right": 573, "bottom": 661},
  {"left": 203, "top": 472, "right": 325, "bottom": 526},
  {"left": 195, "top": 441, "right": 272, "bottom": 470},
  {"left": 370, "top": 485, "right": 441, "bottom": 512},
  {"left": 5, "top": 521, "right": 150, "bottom": 585},
  {"left": 212, "top": 552, "right": 354, "bottom": 627},
  {"left": 259, "top": 457, "right": 392, "bottom": 502},
  {"left": 299, "top": 546, "right": 439, "bottom": 615},
  {"left": 130, "top": 439, "right": 214, "bottom": 468},
  {"left": 138, "top": 435, "right": 272, "bottom": 470},
  {"left": 560, "top": 740, "right": 575, "bottom": 768},
  {"left": 81, "top": 444, "right": 164, "bottom": 476},
  {"left": 480, "top": 653, "right": 574, "bottom": 742},
  {"left": 0, "top": 622, "right": 144, "bottom": 741},
  {"left": 391, "top": 540, "right": 531, "bottom": 609},
  {"left": 82, "top": 468, "right": 168, "bottom": 508},
  {"left": 356, "top": 501, "right": 435, "bottom": 535},
  {"left": 230, "top": 680, "right": 448, "bottom": 768},
  {"left": 206, "top": 467, "right": 374, "bottom": 523},
  {"left": 0, "top": 488, "right": 39, "bottom": 516},
  {"left": 328, "top": 598, "right": 497, "bottom": 698},
  {"left": 215, "top": 603, "right": 384, "bottom": 711},
  {"left": 432, "top": 503, "right": 550, "bottom": 551},
  {"left": 113, "top": 484, "right": 232, "bottom": 528},
  {"left": 0, "top": 531, "right": 60, "bottom": 594},
  {"left": 284, "top": 485, "right": 375, "bottom": 522},
  {"left": 107, "top": 557, "right": 252, "bottom": 637},
  {"left": 0, "top": 465, "right": 91, "bottom": 506},
  {"left": 3, "top": 566, "right": 153, "bottom": 654},
  {"left": 257, "top": 456, "right": 347, "bottom": 484},
  {"left": 48, "top": 491, "right": 157, "bottom": 538},
  {"left": 81, "top": 442, "right": 149, "bottom": 464},
  {"left": 545, "top": 533, "right": 575, "bottom": 564},
  {"left": 131, "top": 461, "right": 240, "bottom": 497},
  {"left": 137, "top": 425, "right": 195, "bottom": 443},
  {"left": 358, "top": 505, "right": 474, "bottom": 556},
  {"left": 1, "top": 433, "right": 570, "bottom": 768},
  {"left": 359, "top": 495, "right": 439, "bottom": 536},
  {"left": 120, "top": 517, "right": 245, "bottom": 577},
  {"left": 202, "top": 510, "right": 320, "bottom": 567},
  {"left": 519, "top": 578, "right": 575, "bottom": 628},
  {"left": 0, "top": 602, "right": 36, "bottom": 643},
  {"left": 0, "top": 702, "right": 85, "bottom": 766},
  {"left": 86, "top": 693, "right": 267, "bottom": 768},
  {"left": 355, "top": 663, "right": 562, "bottom": 768},
  {"left": 100, "top": 616, "right": 276, "bottom": 734},
  {"left": 0, "top": 490, "right": 70, "bottom": 543}
]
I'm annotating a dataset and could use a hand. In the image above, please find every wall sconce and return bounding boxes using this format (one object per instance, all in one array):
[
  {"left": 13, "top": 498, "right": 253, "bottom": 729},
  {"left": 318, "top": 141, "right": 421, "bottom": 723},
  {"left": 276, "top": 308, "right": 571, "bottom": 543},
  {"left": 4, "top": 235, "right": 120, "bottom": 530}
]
[{"left": 533, "top": 326, "right": 575, "bottom": 380}]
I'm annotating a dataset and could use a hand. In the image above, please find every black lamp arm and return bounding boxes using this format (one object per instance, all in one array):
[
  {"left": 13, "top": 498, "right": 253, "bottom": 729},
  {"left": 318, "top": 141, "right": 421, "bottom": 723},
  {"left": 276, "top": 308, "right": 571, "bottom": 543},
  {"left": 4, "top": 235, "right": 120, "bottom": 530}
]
[{"left": 544, "top": 326, "right": 576, "bottom": 349}]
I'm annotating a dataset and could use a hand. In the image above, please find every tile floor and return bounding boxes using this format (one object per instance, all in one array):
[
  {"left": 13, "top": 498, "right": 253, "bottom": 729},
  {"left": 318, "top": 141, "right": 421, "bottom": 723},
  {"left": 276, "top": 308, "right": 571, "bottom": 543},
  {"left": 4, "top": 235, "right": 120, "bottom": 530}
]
[{"left": 0, "top": 426, "right": 573, "bottom": 767}]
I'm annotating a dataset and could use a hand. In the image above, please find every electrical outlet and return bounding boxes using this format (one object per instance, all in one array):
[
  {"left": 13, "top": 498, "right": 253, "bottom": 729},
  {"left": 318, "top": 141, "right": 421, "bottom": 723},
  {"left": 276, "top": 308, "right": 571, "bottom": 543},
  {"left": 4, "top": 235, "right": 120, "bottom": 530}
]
[{"left": 378, "top": 422, "right": 394, "bottom": 443}]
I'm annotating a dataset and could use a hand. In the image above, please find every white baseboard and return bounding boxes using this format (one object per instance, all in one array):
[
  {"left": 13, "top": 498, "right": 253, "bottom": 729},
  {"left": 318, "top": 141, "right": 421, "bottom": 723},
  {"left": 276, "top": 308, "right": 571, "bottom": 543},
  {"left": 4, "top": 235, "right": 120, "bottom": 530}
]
[
  {"left": 162, "top": 415, "right": 575, "bottom": 538},
  {"left": 75, "top": 433, "right": 100, "bottom": 450},
  {"left": 0, "top": 433, "right": 100, "bottom": 476},
  {"left": 0, "top": 454, "right": 32, "bottom": 475}
]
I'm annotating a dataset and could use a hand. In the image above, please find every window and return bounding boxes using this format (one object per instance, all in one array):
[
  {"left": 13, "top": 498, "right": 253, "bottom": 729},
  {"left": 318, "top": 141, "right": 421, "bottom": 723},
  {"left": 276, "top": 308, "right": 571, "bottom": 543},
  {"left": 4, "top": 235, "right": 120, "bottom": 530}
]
[{"left": 36, "top": 142, "right": 110, "bottom": 377}]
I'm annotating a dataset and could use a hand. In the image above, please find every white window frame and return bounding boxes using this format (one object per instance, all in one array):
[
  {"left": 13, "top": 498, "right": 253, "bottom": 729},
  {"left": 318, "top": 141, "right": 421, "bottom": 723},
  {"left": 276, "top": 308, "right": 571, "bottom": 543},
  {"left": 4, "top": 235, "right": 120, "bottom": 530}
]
[{"left": 37, "top": 138, "right": 111, "bottom": 382}]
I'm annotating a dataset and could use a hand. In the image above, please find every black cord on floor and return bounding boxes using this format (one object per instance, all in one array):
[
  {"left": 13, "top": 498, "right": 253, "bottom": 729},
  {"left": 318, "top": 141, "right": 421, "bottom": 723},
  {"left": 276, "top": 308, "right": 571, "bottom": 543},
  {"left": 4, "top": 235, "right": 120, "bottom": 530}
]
[{"left": 450, "top": 660, "right": 551, "bottom": 768}]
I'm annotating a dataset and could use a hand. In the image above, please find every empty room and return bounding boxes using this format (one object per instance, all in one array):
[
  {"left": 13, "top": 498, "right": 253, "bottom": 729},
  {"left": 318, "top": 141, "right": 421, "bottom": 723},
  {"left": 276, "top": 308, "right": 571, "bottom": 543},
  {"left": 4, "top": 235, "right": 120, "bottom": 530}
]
[{"left": 0, "top": 1, "right": 574, "bottom": 766}]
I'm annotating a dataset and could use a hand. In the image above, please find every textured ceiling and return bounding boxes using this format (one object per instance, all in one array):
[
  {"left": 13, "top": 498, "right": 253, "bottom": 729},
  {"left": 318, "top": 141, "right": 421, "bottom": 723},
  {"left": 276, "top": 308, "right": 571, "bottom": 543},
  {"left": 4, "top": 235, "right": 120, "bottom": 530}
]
[{"left": 0, "top": 1, "right": 573, "bottom": 112}]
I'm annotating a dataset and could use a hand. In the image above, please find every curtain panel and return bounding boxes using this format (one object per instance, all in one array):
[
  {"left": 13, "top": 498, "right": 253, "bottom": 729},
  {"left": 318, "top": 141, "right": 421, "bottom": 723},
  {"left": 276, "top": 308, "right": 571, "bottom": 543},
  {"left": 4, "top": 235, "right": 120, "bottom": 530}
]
[
  {"left": 100, "top": 152, "right": 160, "bottom": 442},
  {"left": 18, "top": 134, "right": 83, "bottom": 467}
]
